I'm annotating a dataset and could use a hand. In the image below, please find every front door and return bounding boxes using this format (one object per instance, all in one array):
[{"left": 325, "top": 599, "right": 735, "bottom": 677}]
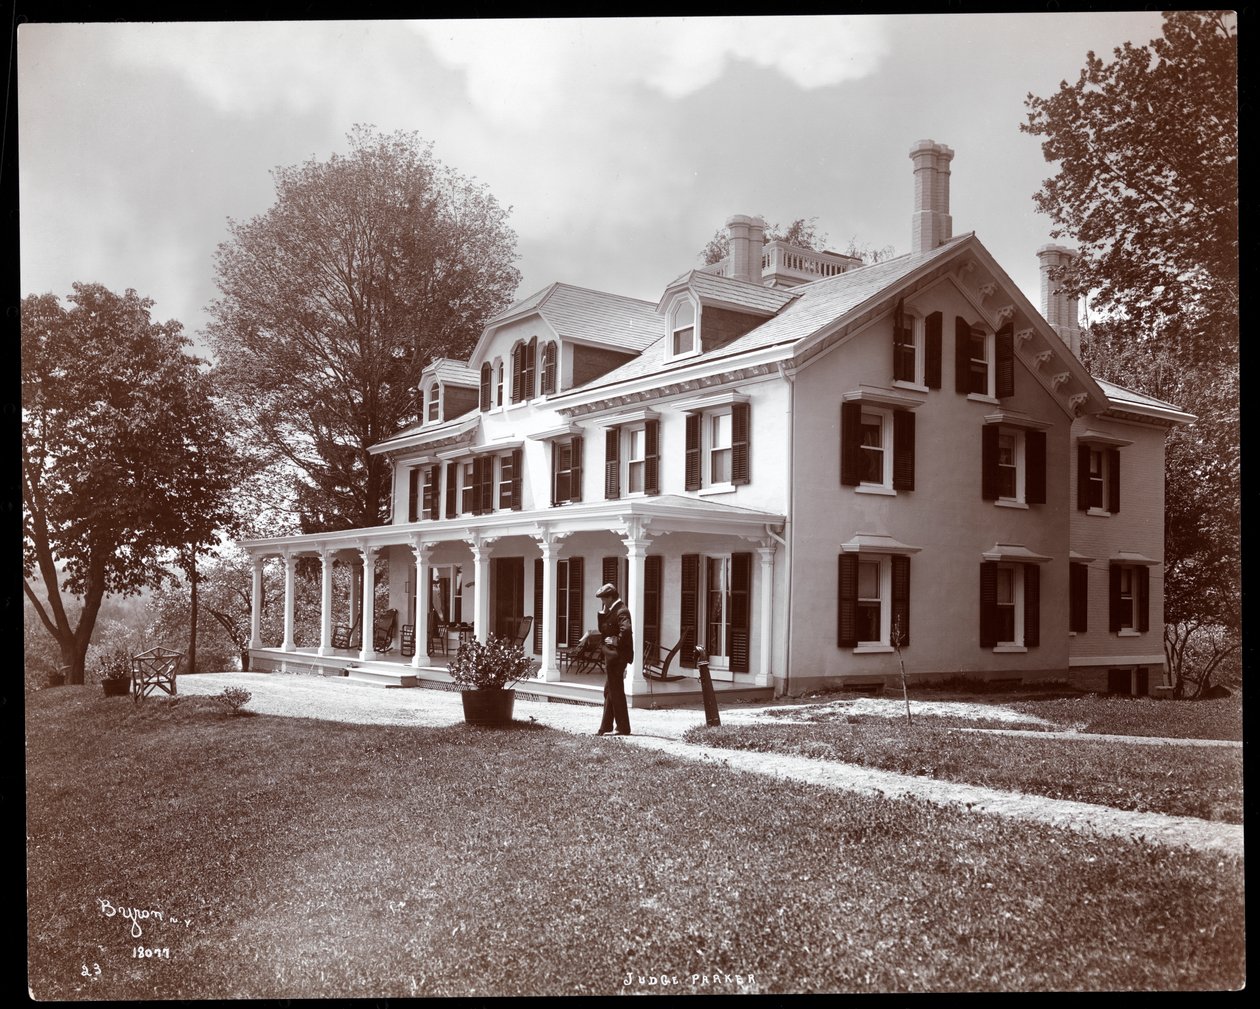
[{"left": 492, "top": 557, "right": 525, "bottom": 640}]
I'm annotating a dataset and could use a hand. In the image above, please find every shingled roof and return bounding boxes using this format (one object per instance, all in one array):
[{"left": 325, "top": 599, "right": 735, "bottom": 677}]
[
  {"left": 484, "top": 282, "right": 659, "bottom": 352},
  {"left": 661, "top": 270, "right": 798, "bottom": 315}
]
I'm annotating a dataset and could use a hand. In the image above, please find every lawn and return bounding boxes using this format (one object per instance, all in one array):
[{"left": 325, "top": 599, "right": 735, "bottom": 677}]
[{"left": 27, "top": 689, "right": 1244, "bottom": 997}]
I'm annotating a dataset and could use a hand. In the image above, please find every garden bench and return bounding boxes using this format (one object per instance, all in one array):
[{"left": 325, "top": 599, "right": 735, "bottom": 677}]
[{"left": 131, "top": 647, "right": 183, "bottom": 703}]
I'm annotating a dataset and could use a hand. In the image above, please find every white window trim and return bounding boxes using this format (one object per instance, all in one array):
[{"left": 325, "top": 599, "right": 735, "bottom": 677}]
[
  {"left": 892, "top": 311, "right": 925, "bottom": 388},
  {"left": 702, "top": 554, "right": 732, "bottom": 671},
  {"left": 1116, "top": 564, "right": 1144, "bottom": 634},
  {"left": 460, "top": 458, "right": 477, "bottom": 516},
  {"left": 666, "top": 296, "right": 702, "bottom": 364},
  {"left": 995, "top": 562, "right": 1025, "bottom": 649},
  {"left": 424, "top": 382, "right": 440, "bottom": 425},
  {"left": 858, "top": 406, "right": 894, "bottom": 492},
  {"left": 856, "top": 555, "right": 892, "bottom": 649},
  {"left": 707, "top": 408, "right": 735, "bottom": 487},
  {"left": 624, "top": 423, "right": 647, "bottom": 497},
  {"left": 493, "top": 357, "right": 505, "bottom": 411},
  {"left": 967, "top": 325, "right": 996, "bottom": 399},
  {"left": 996, "top": 427, "right": 1026, "bottom": 505}
]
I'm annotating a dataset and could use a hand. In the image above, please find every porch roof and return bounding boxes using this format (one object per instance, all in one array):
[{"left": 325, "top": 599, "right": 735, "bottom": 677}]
[{"left": 239, "top": 495, "right": 786, "bottom": 557}]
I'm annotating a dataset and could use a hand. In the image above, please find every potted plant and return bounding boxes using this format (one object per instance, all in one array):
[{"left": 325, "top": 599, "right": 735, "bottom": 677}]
[
  {"left": 96, "top": 647, "right": 133, "bottom": 697},
  {"left": 45, "top": 667, "right": 67, "bottom": 688},
  {"left": 447, "top": 636, "right": 536, "bottom": 727}
]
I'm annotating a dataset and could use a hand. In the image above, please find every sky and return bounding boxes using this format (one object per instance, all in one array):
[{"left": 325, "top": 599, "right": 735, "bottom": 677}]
[{"left": 18, "top": 14, "right": 1172, "bottom": 356}]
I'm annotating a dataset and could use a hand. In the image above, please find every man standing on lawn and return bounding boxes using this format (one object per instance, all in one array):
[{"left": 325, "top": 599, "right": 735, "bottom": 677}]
[{"left": 594, "top": 582, "right": 633, "bottom": 736}]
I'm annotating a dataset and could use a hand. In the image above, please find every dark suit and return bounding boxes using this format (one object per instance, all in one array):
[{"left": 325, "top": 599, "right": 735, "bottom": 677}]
[{"left": 596, "top": 597, "right": 634, "bottom": 734}]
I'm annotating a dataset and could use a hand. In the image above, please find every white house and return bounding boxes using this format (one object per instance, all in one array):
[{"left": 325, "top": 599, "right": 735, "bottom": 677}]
[{"left": 241, "top": 139, "right": 1191, "bottom": 705}]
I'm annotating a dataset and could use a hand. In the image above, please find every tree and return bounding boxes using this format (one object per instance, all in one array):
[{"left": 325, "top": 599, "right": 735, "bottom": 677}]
[
  {"left": 699, "top": 216, "right": 828, "bottom": 266},
  {"left": 22, "top": 284, "right": 241, "bottom": 684},
  {"left": 208, "top": 125, "right": 522, "bottom": 533}
]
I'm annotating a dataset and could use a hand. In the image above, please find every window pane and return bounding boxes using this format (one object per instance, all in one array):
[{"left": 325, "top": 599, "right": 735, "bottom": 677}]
[
  {"left": 858, "top": 560, "right": 880, "bottom": 600},
  {"left": 860, "top": 415, "right": 883, "bottom": 484},
  {"left": 857, "top": 602, "right": 881, "bottom": 642},
  {"left": 996, "top": 567, "right": 1014, "bottom": 605},
  {"left": 673, "top": 327, "right": 694, "bottom": 355},
  {"left": 711, "top": 448, "right": 731, "bottom": 484}
]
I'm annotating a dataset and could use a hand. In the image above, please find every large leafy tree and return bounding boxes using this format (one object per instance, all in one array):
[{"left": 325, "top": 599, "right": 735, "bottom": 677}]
[
  {"left": 208, "top": 125, "right": 522, "bottom": 533},
  {"left": 22, "top": 284, "right": 240, "bottom": 684},
  {"left": 1023, "top": 11, "right": 1239, "bottom": 695}
]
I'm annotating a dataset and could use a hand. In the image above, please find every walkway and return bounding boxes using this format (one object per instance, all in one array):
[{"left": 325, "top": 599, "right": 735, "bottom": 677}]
[{"left": 176, "top": 672, "right": 1243, "bottom": 857}]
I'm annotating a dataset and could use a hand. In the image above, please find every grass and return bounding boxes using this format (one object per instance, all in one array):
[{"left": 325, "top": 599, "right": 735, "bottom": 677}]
[
  {"left": 27, "top": 688, "right": 1244, "bottom": 996},
  {"left": 1004, "top": 694, "right": 1243, "bottom": 740}
]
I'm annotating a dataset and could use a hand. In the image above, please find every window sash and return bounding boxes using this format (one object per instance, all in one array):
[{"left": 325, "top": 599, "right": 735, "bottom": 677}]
[{"left": 704, "top": 556, "right": 730, "bottom": 659}]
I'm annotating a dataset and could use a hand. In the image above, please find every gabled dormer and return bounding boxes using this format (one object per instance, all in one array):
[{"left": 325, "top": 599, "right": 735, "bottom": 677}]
[
  {"left": 419, "top": 358, "right": 480, "bottom": 427},
  {"left": 657, "top": 271, "right": 796, "bottom": 365}
]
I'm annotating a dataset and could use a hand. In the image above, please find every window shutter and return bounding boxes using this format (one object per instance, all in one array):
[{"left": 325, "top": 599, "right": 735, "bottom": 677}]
[
  {"left": 643, "top": 555, "right": 662, "bottom": 652},
  {"left": 524, "top": 337, "right": 537, "bottom": 401},
  {"left": 1137, "top": 566, "right": 1150, "bottom": 632},
  {"left": 605, "top": 427, "right": 620, "bottom": 499},
  {"left": 511, "top": 344, "right": 524, "bottom": 404},
  {"left": 567, "top": 557, "right": 583, "bottom": 647},
  {"left": 1024, "top": 563, "right": 1040, "bottom": 647},
  {"left": 728, "top": 552, "right": 752, "bottom": 673},
  {"left": 550, "top": 443, "right": 559, "bottom": 507},
  {"left": 893, "top": 410, "right": 915, "bottom": 492},
  {"left": 955, "top": 317, "right": 971, "bottom": 395},
  {"left": 685, "top": 414, "right": 701, "bottom": 491},
  {"left": 981, "top": 424, "right": 999, "bottom": 500},
  {"left": 510, "top": 449, "right": 522, "bottom": 511},
  {"left": 542, "top": 341, "right": 557, "bottom": 395},
  {"left": 837, "top": 553, "right": 858, "bottom": 648},
  {"left": 445, "top": 461, "right": 458, "bottom": 519},
  {"left": 925, "top": 312, "right": 942, "bottom": 389},
  {"left": 892, "top": 555, "right": 910, "bottom": 647},
  {"left": 470, "top": 457, "right": 483, "bottom": 516},
  {"left": 1077, "top": 443, "right": 1091, "bottom": 511},
  {"left": 1108, "top": 563, "right": 1122, "bottom": 633},
  {"left": 533, "top": 558, "right": 543, "bottom": 654},
  {"left": 840, "top": 401, "right": 862, "bottom": 486},
  {"left": 644, "top": 419, "right": 660, "bottom": 495},
  {"left": 995, "top": 323, "right": 1015, "bottom": 398},
  {"left": 571, "top": 436, "right": 584, "bottom": 502},
  {"left": 481, "top": 456, "right": 495, "bottom": 514},
  {"left": 1070, "top": 562, "right": 1088, "bottom": 633},
  {"left": 408, "top": 468, "right": 420, "bottom": 523},
  {"left": 479, "top": 363, "right": 491, "bottom": 411},
  {"left": 428, "top": 465, "right": 440, "bottom": 520},
  {"left": 680, "top": 554, "right": 699, "bottom": 667},
  {"left": 979, "top": 561, "right": 998, "bottom": 648},
  {"left": 602, "top": 556, "right": 620, "bottom": 598},
  {"left": 1025, "top": 430, "right": 1047, "bottom": 505},
  {"left": 732, "top": 402, "right": 751, "bottom": 485},
  {"left": 555, "top": 560, "right": 569, "bottom": 647},
  {"left": 1107, "top": 448, "right": 1121, "bottom": 514}
]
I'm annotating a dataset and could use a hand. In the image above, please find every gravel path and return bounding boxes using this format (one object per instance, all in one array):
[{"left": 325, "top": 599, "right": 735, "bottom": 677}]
[{"left": 178, "top": 672, "right": 1243, "bottom": 857}]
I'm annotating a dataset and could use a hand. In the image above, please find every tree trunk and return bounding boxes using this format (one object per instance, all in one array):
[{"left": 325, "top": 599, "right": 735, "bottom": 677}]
[{"left": 188, "top": 555, "right": 199, "bottom": 674}]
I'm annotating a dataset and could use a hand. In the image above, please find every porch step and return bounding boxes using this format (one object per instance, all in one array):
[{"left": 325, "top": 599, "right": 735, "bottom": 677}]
[{"left": 344, "top": 666, "right": 418, "bottom": 689}]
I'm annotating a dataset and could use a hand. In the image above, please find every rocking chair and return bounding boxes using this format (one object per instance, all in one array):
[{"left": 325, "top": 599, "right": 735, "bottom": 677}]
[
  {"left": 509, "top": 615, "right": 533, "bottom": 650},
  {"left": 332, "top": 615, "right": 361, "bottom": 650},
  {"left": 373, "top": 608, "right": 398, "bottom": 652},
  {"left": 643, "top": 640, "right": 685, "bottom": 682}
]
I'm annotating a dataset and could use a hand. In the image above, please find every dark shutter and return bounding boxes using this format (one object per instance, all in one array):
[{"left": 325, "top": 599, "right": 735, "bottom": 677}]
[
  {"left": 995, "top": 323, "right": 1014, "bottom": 398},
  {"left": 955, "top": 317, "right": 972, "bottom": 395},
  {"left": 524, "top": 337, "right": 537, "bottom": 401},
  {"left": 510, "top": 448, "right": 522, "bottom": 510},
  {"left": 684, "top": 414, "right": 701, "bottom": 491},
  {"left": 1024, "top": 563, "right": 1040, "bottom": 647},
  {"left": 605, "top": 427, "right": 620, "bottom": 499},
  {"left": 408, "top": 467, "right": 420, "bottom": 523},
  {"left": 732, "top": 402, "right": 751, "bottom": 485},
  {"left": 891, "top": 555, "right": 910, "bottom": 647},
  {"left": 428, "top": 465, "right": 440, "bottom": 520},
  {"left": 1109, "top": 563, "right": 1122, "bottom": 633},
  {"left": 979, "top": 561, "right": 998, "bottom": 648},
  {"left": 892, "top": 410, "right": 915, "bottom": 492},
  {"left": 680, "top": 554, "right": 699, "bottom": 667},
  {"left": 981, "top": 424, "right": 999, "bottom": 501},
  {"left": 542, "top": 341, "right": 556, "bottom": 395},
  {"left": 643, "top": 555, "right": 662, "bottom": 652},
  {"left": 533, "top": 558, "right": 544, "bottom": 654},
  {"left": 1077, "top": 443, "right": 1091, "bottom": 511},
  {"left": 1070, "top": 562, "right": 1088, "bottom": 633},
  {"left": 837, "top": 553, "right": 858, "bottom": 648},
  {"left": 602, "top": 556, "right": 620, "bottom": 598},
  {"left": 511, "top": 343, "right": 524, "bottom": 404},
  {"left": 567, "top": 557, "right": 584, "bottom": 647},
  {"left": 571, "top": 436, "right": 583, "bottom": 502},
  {"left": 445, "top": 461, "right": 458, "bottom": 519},
  {"left": 550, "top": 442, "right": 563, "bottom": 506},
  {"left": 1107, "top": 448, "right": 1121, "bottom": 514},
  {"left": 645, "top": 419, "right": 660, "bottom": 495},
  {"left": 840, "top": 401, "right": 862, "bottom": 486},
  {"left": 470, "top": 457, "right": 482, "bottom": 515},
  {"left": 555, "top": 560, "right": 569, "bottom": 646},
  {"left": 1025, "top": 430, "right": 1047, "bottom": 505},
  {"left": 1137, "top": 566, "right": 1150, "bottom": 633},
  {"left": 729, "top": 552, "right": 751, "bottom": 673},
  {"left": 925, "top": 312, "right": 942, "bottom": 389},
  {"left": 481, "top": 456, "right": 495, "bottom": 514},
  {"left": 479, "top": 363, "right": 491, "bottom": 411}
]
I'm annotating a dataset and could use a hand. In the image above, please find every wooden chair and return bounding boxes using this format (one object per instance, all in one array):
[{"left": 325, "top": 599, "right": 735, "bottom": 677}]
[
  {"left": 332, "top": 615, "right": 361, "bottom": 650},
  {"left": 400, "top": 624, "right": 416, "bottom": 659},
  {"left": 373, "top": 608, "right": 398, "bottom": 652},
  {"left": 510, "top": 615, "right": 533, "bottom": 650},
  {"left": 429, "top": 619, "right": 449, "bottom": 657},
  {"left": 643, "top": 640, "right": 685, "bottom": 682},
  {"left": 558, "top": 633, "right": 602, "bottom": 676},
  {"left": 131, "top": 647, "right": 183, "bottom": 703}
]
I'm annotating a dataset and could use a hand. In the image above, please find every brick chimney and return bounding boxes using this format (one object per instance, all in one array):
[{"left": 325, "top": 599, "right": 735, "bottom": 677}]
[
  {"left": 909, "top": 140, "right": 954, "bottom": 253},
  {"left": 1037, "top": 244, "right": 1083, "bottom": 357},
  {"left": 726, "top": 214, "right": 767, "bottom": 285}
]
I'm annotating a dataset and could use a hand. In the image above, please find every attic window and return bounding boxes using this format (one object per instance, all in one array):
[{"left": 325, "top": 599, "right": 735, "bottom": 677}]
[
  {"left": 426, "top": 385, "right": 440, "bottom": 423},
  {"left": 670, "top": 299, "right": 698, "bottom": 359}
]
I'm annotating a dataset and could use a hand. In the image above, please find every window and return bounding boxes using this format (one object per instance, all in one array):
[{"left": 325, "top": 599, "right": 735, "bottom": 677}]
[
  {"left": 859, "top": 412, "right": 886, "bottom": 485},
  {"left": 1077, "top": 443, "right": 1120, "bottom": 514},
  {"left": 407, "top": 467, "right": 420, "bottom": 523},
  {"left": 982, "top": 425, "right": 1046, "bottom": 505},
  {"left": 627, "top": 427, "right": 647, "bottom": 493},
  {"left": 461, "top": 459, "right": 476, "bottom": 514},
  {"left": 968, "top": 325, "right": 989, "bottom": 395},
  {"left": 979, "top": 561, "right": 1040, "bottom": 650},
  {"left": 1087, "top": 449, "right": 1105, "bottom": 508},
  {"left": 891, "top": 304, "right": 941, "bottom": 389},
  {"left": 555, "top": 557, "right": 584, "bottom": 647},
  {"left": 498, "top": 451, "right": 515, "bottom": 511},
  {"left": 423, "top": 464, "right": 440, "bottom": 521},
  {"left": 838, "top": 553, "right": 911, "bottom": 649},
  {"left": 427, "top": 386, "right": 440, "bottom": 423},
  {"left": 541, "top": 341, "right": 557, "bottom": 395},
  {"left": 551, "top": 435, "right": 584, "bottom": 505},
  {"left": 1109, "top": 563, "right": 1149, "bottom": 634},
  {"left": 495, "top": 360, "right": 504, "bottom": 407},
  {"left": 685, "top": 403, "right": 749, "bottom": 491},
  {"left": 606, "top": 420, "right": 659, "bottom": 499},
  {"left": 955, "top": 317, "right": 997, "bottom": 398},
  {"left": 840, "top": 402, "right": 915, "bottom": 492},
  {"left": 511, "top": 341, "right": 537, "bottom": 404},
  {"left": 669, "top": 299, "right": 698, "bottom": 359},
  {"left": 681, "top": 553, "right": 752, "bottom": 672},
  {"left": 893, "top": 317, "right": 917, "bottom": 385},
  {"left": 995, "top": 565, "right": 1018, "bottom": 643}
]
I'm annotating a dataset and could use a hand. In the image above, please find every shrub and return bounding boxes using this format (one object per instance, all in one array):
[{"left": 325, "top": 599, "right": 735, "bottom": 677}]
[
  {"left": 93, "top": 646, "right": 133, "bottom": 683},
  {"left": 447, "top": 636, "right": 537, "bottom": 691},
  {"left": 215, "top": 686, "right": 253, "bottom": 716}
]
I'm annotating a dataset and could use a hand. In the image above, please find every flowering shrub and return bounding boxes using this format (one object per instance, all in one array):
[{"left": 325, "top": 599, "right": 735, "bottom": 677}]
[
  {"left": 214, "top": 686, "right": 253, "bottom": 716},
  {"left": 447, "top": 636, "right": 536, "bottom": 691},
  {"left": 94, "top": 647, "right": 133, "bottom": 683}
]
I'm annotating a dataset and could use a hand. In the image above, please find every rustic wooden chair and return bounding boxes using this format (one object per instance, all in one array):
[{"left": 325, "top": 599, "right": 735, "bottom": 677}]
[
  {"left": 558, "top": 633, "right": 602, "bottom": 675},
  {"left": 429, "top": 618, "right": 449, "bottom": 657},
  {"left": 400, "top": 624, "right": 416, "bottom": 659},
  {"left": 510, "top": 615, "right": 533, "bottom": 650},
  {"left": 373, "top": 608, "right": 398, "bottom": 652},
  {"left": 643, "top": 640, "right": 685, "bottom": 682},
  {"left": 131, "top": 647, "right": 183, "bottom": 703}
]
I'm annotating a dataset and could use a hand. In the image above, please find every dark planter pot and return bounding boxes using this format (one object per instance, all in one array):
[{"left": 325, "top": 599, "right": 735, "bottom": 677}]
[
  {"left": 45, "top": 674, "right": 66, "bottom": 688},
  {"left": 102, "top": 678, "right": 131, "bottom": 697},
  {"left": 460, "top": 688, "right": 516, "bottom": 727}
]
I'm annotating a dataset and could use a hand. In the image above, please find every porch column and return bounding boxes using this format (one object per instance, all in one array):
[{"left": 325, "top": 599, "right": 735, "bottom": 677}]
[
  {"left": 471, "top": 536, "right": 493, "bottom": 644},
  {"left": 249, "top": 554, "right": 263, "bottom": 649},
  {"left": 359, "top": 544, "right": 377, "bottom": 661},
  {"left": 282, "top": 552, "right": 297, "bottom": 652},
  {"left": 349, "top": 559, "right": 362, "bottom": 637},
  {"left": 622, "top": 522, "right": 650, "bottom": 698},
  {"left": 411, "top": 537, "right": 432, "bottom": 669},
  {"left": 536, "top": 531, "right": 563, "bottom": 681},
  {"left": 756, "top": 544, "right": 776, "bottom": 687},
  {"left": 318, "top": 549, "right": 334, "bottom": 656}
]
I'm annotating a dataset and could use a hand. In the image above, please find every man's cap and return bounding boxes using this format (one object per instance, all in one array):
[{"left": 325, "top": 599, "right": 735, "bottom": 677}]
[{"left": 595, "top": 582, "right": 618, "bottom": 599}]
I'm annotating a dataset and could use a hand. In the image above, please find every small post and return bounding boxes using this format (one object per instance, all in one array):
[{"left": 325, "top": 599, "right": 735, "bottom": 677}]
[
  {"left": 892, "top": 616, "right": 912, "bottom": 725},
  {"left": 695, "top": 646, "right": 721, "bottom": 727}
]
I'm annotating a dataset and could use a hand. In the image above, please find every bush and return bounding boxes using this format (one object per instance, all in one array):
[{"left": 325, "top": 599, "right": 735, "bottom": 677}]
[
  {"left": 214, "top": 686, "right": 253, "bottom": 716},
  {"left": 447, "top": 636, "right": 537, "bottom": 691}
]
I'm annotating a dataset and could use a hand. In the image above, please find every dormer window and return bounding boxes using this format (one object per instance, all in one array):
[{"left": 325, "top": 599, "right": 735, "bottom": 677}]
[
  {"left": 669, "top": 299, "right": 698, "bottom": 360},
  {"left": 426, "top": 385, "right": 440, "bottom": 423}
]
